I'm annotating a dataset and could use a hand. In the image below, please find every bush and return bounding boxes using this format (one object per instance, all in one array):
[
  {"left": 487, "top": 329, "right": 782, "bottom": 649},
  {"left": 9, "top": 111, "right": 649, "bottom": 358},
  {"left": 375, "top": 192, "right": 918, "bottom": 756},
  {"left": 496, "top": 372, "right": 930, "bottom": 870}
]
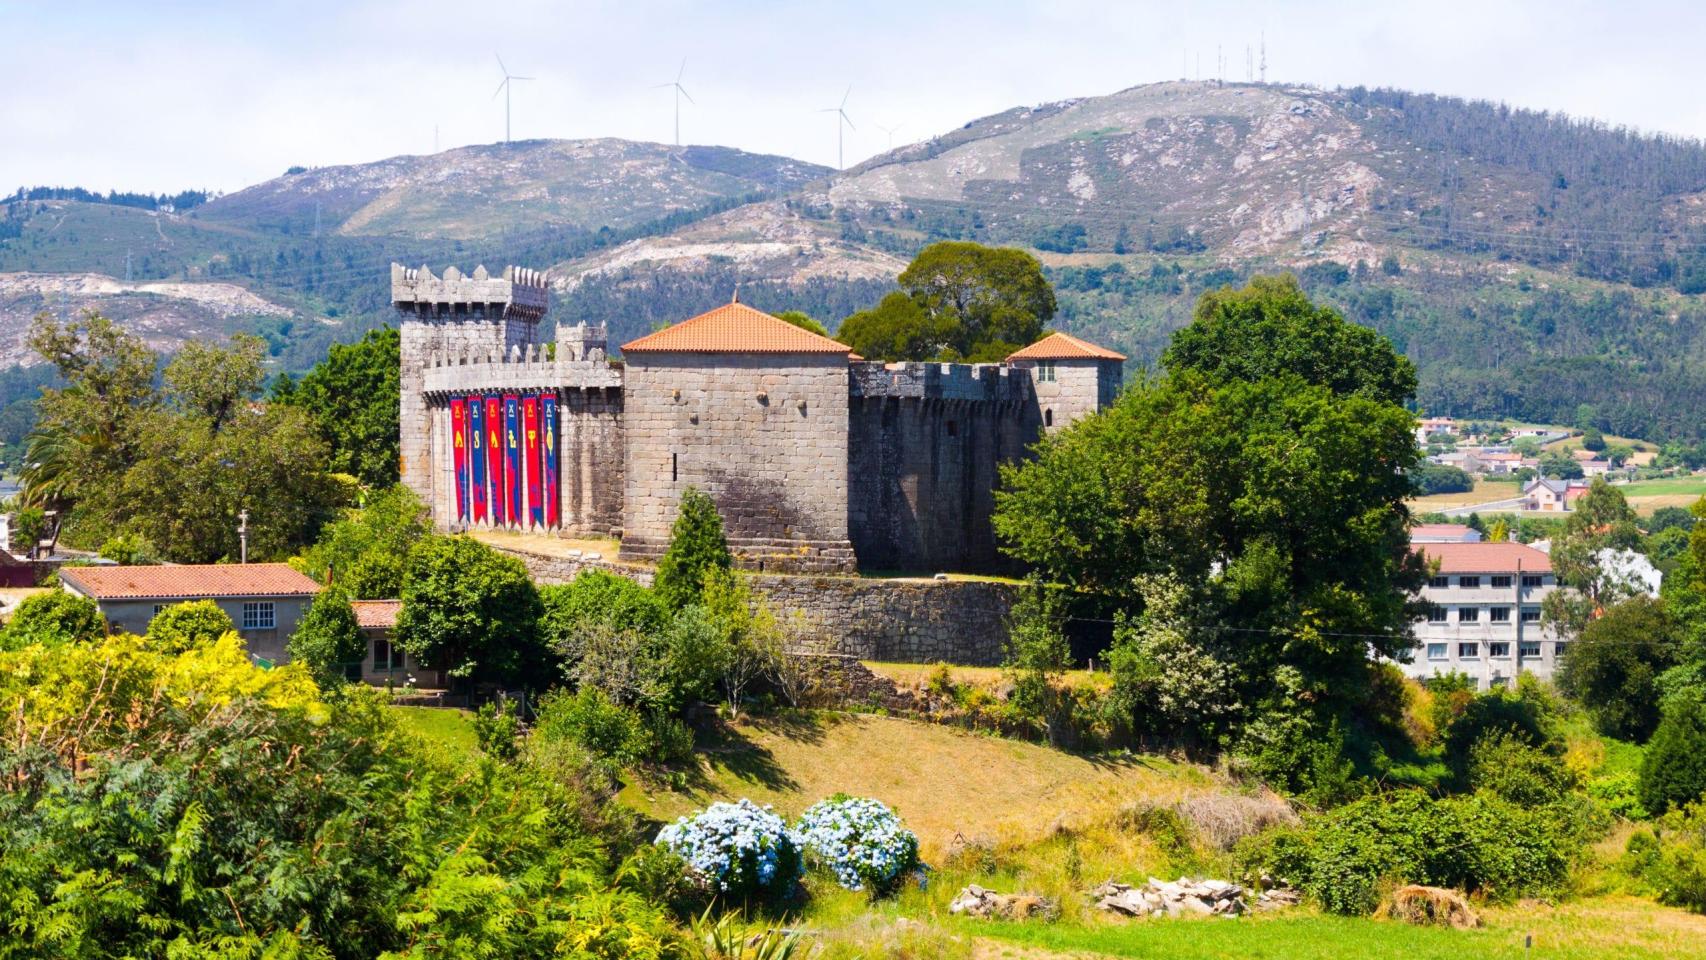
[
  {"left": 286, "top": 588, "right": 364, "bottom": 686},
  {"left": 1640, "top": 693, "right": 1706, "bottom": 815},
  {"left": 98, "top": 532, "right": 158, "bottom": 565},
  {"left": 655, "top": 799, "right": 804, "bottom": 903},
  {"left": 653, "top": 487, "right": 732, "bottom": 609},
  {"left": 1468, "top": 731, "right": 1580, "bottom": 806},
  {"left": 1414, "top": 463, "right": 1474, "bottom": 495},
  {"left": 794, "top": 795, "right": 920, "bottom": 894},
  {"left": 473, "top": 701, "right": 522, "bottom": 761},
  {"left": 0, "top": 591, "right": 105, "bottom": 650},
  {"left": 533, "top": 687, "right": 693, "bottom": 769},
  {"left": 540, "top": 570, "right": 668, "bottom": 655},
  {"left": 147, "top": 599, "right": 236, "bottom": 654}
]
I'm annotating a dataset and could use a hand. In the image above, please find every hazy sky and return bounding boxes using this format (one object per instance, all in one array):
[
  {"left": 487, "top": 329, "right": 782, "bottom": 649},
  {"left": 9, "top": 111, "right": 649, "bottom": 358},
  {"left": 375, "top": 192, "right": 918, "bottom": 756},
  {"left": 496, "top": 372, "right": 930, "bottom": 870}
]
[{"left": 5, "top": 0, "right": 1705, "bottom": 194}]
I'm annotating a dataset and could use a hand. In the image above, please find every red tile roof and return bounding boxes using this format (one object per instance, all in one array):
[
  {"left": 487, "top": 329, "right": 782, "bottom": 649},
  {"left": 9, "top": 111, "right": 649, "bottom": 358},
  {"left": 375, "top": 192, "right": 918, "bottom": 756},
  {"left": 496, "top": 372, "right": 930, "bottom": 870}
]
[
  {"left": 1414, "top": 542, "right": 1552, "bottom": 574},
  {"left": 621, "top": 300, "right": 857, "bottom": 355},
  {"left": 351, "top": 599, "right": 401, "bottom": 630},
  {"left": 59, "top": 563, "right": 324, "bottom": 601},
  {"left": 1005, "top": 331, "right": 1127, "bottom": 362},
  {"left": 1411, "top": 523, "right": 1476, "bottom": 539}
]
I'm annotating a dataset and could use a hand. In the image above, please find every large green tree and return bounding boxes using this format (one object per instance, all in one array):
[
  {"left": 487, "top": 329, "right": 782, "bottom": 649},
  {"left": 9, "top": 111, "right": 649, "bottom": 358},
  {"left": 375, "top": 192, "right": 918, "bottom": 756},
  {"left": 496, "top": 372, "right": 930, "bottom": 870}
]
[
  {"left": 1556, "top": 595, "right": 1676, "bottom": 741},
  {"left": 396, "top": 535, "right": 545, "bottom": 685},
  {"left": 287, "top": 587, "right": 365, "bottom": 687},
  {"left": 1542, "top": 478, "right": 1643, "bottom": 636},
  {"left": 276, "top": 326, "right": 401, "bottom": 488},
  {"left": 294, "top": 484, "right": 431, "bottom": 598},
  {"left": 836, "top": 241, "right": 1056, "bottom": 362}
]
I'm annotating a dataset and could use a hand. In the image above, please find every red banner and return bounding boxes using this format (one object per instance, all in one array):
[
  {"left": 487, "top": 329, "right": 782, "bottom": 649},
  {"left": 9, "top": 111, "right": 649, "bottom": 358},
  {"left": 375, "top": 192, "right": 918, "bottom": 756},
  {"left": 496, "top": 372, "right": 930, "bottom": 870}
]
[
  {"left": 541, "top": 395, "right": 559, "bottom": 529},
  {"left": 450, "top": 397, "right": 468, "bottom": 522},
  {"left": 523, "top": 395, "right": 543, "bottom": 528},
  {"left": 485, "top": 395, "right": 505, "bottom": 525}
]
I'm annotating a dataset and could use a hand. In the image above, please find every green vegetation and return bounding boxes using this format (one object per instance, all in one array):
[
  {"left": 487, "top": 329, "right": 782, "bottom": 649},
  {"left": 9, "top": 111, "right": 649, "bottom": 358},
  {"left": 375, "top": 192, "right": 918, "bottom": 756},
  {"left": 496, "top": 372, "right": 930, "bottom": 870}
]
[
  {"left": 293, "top": 484, "right": 431, "bottom": 598},
  {"left": 653, "top": 486, "right": 733, "bottom": 610},
  {"left": 287, "top": 587, "right": 365, "bottom": 686},
  {"left": 0, "top": 591, "right": 104, "bottom": 650},
  {"left": 273, "top": 326, "right": 401, "bottom": 488},
  {"left": 396, "top": 534, "right": 545, "bottom": 686},
  {"left": 145, "top": 599, "right": 236, "bottom": 654},
  {"left": 835, "top": 241, "right": 1055, "bottom": 362}
]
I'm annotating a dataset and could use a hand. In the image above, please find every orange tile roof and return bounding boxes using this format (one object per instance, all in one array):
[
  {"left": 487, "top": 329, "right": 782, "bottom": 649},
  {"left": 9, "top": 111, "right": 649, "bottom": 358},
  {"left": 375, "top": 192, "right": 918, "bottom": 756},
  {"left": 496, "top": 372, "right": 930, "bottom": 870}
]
[
  {"left": 1414, "top": 542, "right": 1552, "bottom": 575},
  {"left": 59, "top": 563, "right": 324, "bottom": 601},
  {"left": 1006, "top": 331, "right": 1127, "bottom": 362},
  {"left": 1411, "top": 523, "right": 1476, "bottom": 538},
  {"left": 621, "top": 300, "right": 857, "bottom": 355},
  {"left": 351, "top": 599, "right": 401, "bottom": 630}
]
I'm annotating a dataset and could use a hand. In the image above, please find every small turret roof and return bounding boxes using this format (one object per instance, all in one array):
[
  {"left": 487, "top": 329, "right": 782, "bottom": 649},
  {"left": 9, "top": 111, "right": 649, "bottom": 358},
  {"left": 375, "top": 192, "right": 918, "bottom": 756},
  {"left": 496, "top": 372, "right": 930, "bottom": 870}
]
[
  {"left": 1005, "top": 331, "right": 1126, "bottom": 361},
  {"left": 621, "top": 300, "right": 857, "bottom": 356}
]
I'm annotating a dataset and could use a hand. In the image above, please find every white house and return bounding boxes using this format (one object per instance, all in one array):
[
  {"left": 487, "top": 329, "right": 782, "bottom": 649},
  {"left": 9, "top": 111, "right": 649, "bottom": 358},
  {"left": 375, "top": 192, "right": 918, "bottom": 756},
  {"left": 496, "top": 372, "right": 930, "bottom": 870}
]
[{"left": 1406, "top": 541, "right": 1564, "bottom": 690}]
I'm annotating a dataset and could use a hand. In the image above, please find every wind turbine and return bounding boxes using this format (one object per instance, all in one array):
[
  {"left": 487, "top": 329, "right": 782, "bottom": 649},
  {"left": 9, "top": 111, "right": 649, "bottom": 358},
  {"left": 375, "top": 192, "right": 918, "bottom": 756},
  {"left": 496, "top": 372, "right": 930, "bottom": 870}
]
[
  {"left": 492, "top": 54, "right": 534, "bottom": 145},
  {"left": 819, "top": 85, "right": 855, "bottom": 170},
  {"left": 654, "top": 58, "right": 695, "bottom": 147},
  {"left": 876, "top": 122, "right": 904, "bottom": 151}
]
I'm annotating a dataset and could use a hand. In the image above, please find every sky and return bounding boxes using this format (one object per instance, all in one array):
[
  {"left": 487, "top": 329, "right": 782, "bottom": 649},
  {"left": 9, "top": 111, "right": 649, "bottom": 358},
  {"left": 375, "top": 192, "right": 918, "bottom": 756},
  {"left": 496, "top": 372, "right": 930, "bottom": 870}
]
[{"left": 4, "top": 0, "right": 1706, "bottom": 195}]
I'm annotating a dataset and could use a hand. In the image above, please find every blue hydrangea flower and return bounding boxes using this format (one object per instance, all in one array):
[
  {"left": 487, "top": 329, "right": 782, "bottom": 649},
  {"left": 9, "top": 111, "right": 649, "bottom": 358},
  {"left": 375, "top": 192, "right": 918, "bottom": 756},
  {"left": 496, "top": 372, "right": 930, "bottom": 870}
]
[
  {"left": 655, "top": 799, "right": 803, "bottom": 901},
  {"left": 794, "top": 796, "right": 920, "bottom": 893}
]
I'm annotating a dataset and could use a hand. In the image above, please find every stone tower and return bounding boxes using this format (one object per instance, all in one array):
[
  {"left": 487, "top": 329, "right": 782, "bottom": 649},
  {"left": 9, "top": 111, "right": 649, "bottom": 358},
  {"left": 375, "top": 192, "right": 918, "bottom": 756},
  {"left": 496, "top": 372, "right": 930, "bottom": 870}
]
[{"left": 390, "top": 263, "right": 550, "bottom": 499}]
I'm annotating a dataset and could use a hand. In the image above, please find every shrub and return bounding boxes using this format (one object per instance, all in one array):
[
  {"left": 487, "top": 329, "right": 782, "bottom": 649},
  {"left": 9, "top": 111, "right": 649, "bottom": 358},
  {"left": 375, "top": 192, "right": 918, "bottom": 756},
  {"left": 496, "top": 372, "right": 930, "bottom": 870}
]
[
  {"left": 533, "top": 687, "right": 694, "bottom": 769},
  {"left": 1468, "top": 731, "right": 1580, "bottom": 806},
  {"left": 286, "top": 588, "right": 364, "bottom": 685},
  {"left": 655, "top": 799, "right": 804, "bottom": 903},
  {"left": 147, "top": 599, "right": 236, "bottom": 653},
  {"left": 539, "top": 570, "right": 669, "bottom": 656},
  {"left": 1640, "top": 693, "right": 1706, "bottom": 815},
  {"left": 654, "top": 487, "right": 732, "bottom": 609},
  {"left": 473, "top": 701, "right": 522, "bottom": 761},
  {"left": 98, "top": 532, "right": 158, "bottom": 565},
  {"left": 0, "top": 590, "right": 105, "bottom": 650},
  {"left": 794, "top": 795, "right": 920, "bottom": 893},
  {"left": 1002, "top": 579, "right": 1070, "bottom": 718}
]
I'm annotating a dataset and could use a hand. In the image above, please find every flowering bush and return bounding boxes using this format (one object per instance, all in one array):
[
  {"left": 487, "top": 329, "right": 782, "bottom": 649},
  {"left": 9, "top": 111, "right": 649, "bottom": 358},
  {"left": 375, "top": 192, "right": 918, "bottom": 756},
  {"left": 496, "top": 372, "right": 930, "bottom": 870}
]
[
  {"left": 654, "top": 799, "right": 803, "bottom": 902},
  {"left": 794, "top": 795, "right": 920, "bottom": 893}
]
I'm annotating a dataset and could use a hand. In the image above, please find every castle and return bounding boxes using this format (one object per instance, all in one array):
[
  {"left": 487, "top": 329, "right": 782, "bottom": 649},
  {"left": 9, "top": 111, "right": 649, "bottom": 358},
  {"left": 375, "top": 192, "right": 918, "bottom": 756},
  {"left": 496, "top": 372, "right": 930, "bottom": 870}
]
[{"left": 393, "top": 263, "right": 1124, "bottom": 574}]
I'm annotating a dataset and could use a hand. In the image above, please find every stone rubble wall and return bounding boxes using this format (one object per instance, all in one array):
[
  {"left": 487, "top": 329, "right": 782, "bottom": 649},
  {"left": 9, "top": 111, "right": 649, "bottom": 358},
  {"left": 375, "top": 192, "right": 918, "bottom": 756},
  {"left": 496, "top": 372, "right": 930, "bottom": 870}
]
[{"left": 493, "top": 544, "right": 1016, "bottom": 666}]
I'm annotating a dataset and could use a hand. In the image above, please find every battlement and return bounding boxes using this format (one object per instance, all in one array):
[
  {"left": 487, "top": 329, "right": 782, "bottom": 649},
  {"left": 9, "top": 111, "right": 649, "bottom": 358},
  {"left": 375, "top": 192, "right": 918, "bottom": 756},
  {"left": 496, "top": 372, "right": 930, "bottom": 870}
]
[
  {"left": 390, "top": 262, "right": 550, "bottom": 322},
  {"left": 419, "top": 340, "right": 624, "bottom": 396},
  {"left": 849, "top": 360, "right": 1034, "bottom": 404}
]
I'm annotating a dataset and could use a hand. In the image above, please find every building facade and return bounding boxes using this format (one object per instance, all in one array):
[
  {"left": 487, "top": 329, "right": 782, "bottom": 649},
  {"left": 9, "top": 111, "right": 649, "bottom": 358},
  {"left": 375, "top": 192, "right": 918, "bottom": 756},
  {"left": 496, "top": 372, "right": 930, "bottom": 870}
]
[
  {"left": 394, "top": 263, "right": 1125, "bottom": 573},
  {"left": 1403, "top": 541, "right": 1566, "bottom": 690}
]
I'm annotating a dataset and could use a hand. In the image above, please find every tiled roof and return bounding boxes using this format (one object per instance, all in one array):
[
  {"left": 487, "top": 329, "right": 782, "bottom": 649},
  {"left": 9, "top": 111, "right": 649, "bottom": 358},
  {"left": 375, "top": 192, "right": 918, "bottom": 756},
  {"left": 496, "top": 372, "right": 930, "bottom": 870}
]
[
  {"left": 351, "top": 599, "right": 401, "bottom": 630},
  {"left": 1005, "top": 331, "right": 1127, "bottom": 361},
  {"left": 1415, "top": 542, "right": 1552, "bottom": 574},
  {"left": 1412, "top": 523, "right": 1475, "bottom": 539},
  {"left": 620, "top": 300, "right": 857, "bottom": 355},
  {"left": 59, "top": 563, "right": 324, "bottom": 601}
]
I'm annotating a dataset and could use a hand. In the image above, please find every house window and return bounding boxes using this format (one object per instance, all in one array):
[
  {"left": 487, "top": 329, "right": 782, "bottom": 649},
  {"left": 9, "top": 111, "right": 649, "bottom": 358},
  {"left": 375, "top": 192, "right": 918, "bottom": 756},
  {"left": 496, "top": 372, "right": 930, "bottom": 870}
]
[
  {"left": 241, "top": 601, "right": 276, "bottom": 630},
  {"left": 373, "top": 639, "right": 405, "bottom": 671},
  {"left": 1489, "top": 607, "right": 1511, "bottom": 623},
  {"left": 1037, "top": 361, "right": 1057, "bottom": 383},
  {"left": 1522, "top": 574, "right": 1543, "bottom": 587},
  {"left": 1426, "top": 643, "right": 1447, "bottom": 660},
  {"left": 1427, "top": 606, "right": 1448, "bottom": 623},
  {"left": 1458, "top": 607, "right": 1479, "bottom": 623},
  {"left": 1519, "top": 642, "right": 1541, "bottom": 659},
  {"left": 1459, "top": 576, "right": 1481, "bottom": 589},
  {"left": 1458, "top": 642, "right": 1480, "bottom": 659},
  {"left": 153, "top": 603, "right": 168, "bottom": 616},
  {"left": 1490, "top": 676, "right": 1511, "bottom": 689},
  {"left": 1491, "top": 575, "right": 1512, "bottom": 589},
  {"left": 1489, "top": 642, "right": 1511, "bottom": 658},
  {"left": 1554, "top": 641, "right": 1569, "bottom": 658},
  {"left": 1428, "top": 576, "right": 1449, "bottom": 589},
  {"left": 1521, "top": 607, "right": 1542, "bottom": 623}
]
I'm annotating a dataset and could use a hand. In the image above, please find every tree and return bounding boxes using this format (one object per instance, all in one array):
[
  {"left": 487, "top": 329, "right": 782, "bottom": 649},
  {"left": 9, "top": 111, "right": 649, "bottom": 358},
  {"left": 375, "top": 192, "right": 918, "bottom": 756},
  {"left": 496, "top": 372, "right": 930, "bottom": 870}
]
[
  {"left": 835, "top": 241, "right": 1055, "bottom": 362},
  {"left": 10, "top": 507, "right": 48, "bottom": 556},
  {"left": 1002, "top": 579, "right": 1072, "bottom": 718},
  {"left": 653, "top": 487, "right": 732, "bottom": 610},
  {"left": 1543, "top": 478, "right": 1643, "bottom": 635},
  {"left": 147, "top": 600, "right": 236, "bottom": 654},
  {"left": 0, "top": 591, "right": 105, "bottom": 650},
  {"left": 773, "top": 310, "right": 830, "bottom": 338},
  {"left": 1161, "top": 274, "right": 1418, "bottom": 406},
  {"left": 294, "top": 484, "right": 431, "bottom": 598},
  {"left": 1414, "top": 463, "right": 1474, "bottom": 495},
  {"left": 1557, "top": 596, "right": 1676, "bottom": 741},
  {"left": 1581, "top": 426, "right": 1607, "bottom": 451},
  {"left": 1104, "top": 574, "right": 1242, "bottom": 743},
  {"left": 163, "top": 334, "right": 265, "bottom": 432},
  {"left": 396, "top": 535, "right": 544, "bottom": 686},
  {"left": 1538, "top": 450, "right": 1585, "bottom": 480},
  {"left": 287, "top": 588, "right": 365, "bottom": 686},
  {"left": 277, "top": 326, "right": 401, "bottom": 488},
  {"left": 1641, "top": 692, "right": 1706, "bottom": 815}
]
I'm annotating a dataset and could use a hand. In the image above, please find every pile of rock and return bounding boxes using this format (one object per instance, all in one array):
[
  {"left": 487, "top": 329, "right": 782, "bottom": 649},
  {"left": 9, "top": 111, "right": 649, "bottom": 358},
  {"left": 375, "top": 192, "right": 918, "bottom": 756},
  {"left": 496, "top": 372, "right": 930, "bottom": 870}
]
[
  {"left": 1090, "top": 877, "right": 1300, "bottom": 918},
  {"left": 947, "top": 885, "right": 1059, "bottom": 920}
]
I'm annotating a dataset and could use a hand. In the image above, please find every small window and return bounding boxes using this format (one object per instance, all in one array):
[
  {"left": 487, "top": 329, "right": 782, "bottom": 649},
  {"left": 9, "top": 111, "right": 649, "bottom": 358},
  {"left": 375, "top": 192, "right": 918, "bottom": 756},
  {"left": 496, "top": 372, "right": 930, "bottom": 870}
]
[
  {"left": 1426, "top": 643, "right": 1447, "bottom": 660},
  {"left": 1490, "top": 675, "right": 1511, "bottom": 689},
  {"left": 1489, "top": 642, "right": 1511, "bottom": 658},
  {"left": 1427, "top": 606, "right": 1448, "bottom": 623},
  {"left": 1037, "top": 361, "right": 1057, "bottom": 383},
  {"left": 1522, "top": 574, "right": 1543, "bottom": 588},
  {"left": 1458, "top": 642, "right": 1479, "bottom": 659},
  {"left": 153, "top": 603, "right": 168, "bottom": 616},
  {"left": 1521, "top": 607, "right": 1542, "bottom": 623},
  {"left": 241, "top": 601, "right": 275, "bottom": 631},
  {"left": 373, "top": 639, "right": 405, "bottom": 671},
  {"left": 1044, "top": 409, "right": 1054, "bottom": 427},
  {"left": 1458, "top": 607, "right": 1479, "bottom": 623},
  {"left": 1489, "top": 607, "right": 1511, "bottom": 623},
  {"left": 1459, "top": 576, "right": 1481, "bottom": 589},
  {"left": 1519, "top": 642, "right": 1541, "bottom": 659},
  {"left": 1554, "top": 641, "right": 1569, "bottom": 658},
  {"left": 1491, "top": 575, "right": 1512, "bottom": 588},
  {"left": 1428, "top": 576, "right": 1449, "bottom": 589},
  {"left": 671, "top": 452, "right": 678, "bottom": 483}
]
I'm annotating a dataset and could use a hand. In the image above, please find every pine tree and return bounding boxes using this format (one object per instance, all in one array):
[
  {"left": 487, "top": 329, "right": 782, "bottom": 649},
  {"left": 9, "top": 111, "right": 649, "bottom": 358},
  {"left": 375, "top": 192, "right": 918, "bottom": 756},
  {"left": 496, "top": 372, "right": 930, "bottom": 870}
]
[
  {"left": 1639, "top": 693, "right": 1706, "bottom": 814},
  {"left": 653, "top": 487, "right": 732, "bottom": 609}
]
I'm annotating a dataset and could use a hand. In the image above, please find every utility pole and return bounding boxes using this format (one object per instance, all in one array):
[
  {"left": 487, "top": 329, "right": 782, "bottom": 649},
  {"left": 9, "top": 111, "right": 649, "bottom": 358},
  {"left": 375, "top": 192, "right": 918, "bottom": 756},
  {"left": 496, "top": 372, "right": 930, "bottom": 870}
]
[{"left": 238, "top": 509, "right": 249, "bottom": 564}]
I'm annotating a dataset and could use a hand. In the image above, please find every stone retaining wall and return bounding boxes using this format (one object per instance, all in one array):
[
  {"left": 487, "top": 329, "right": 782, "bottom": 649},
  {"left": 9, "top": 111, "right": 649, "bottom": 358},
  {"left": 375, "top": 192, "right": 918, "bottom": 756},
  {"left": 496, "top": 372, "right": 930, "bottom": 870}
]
[{"left": 494, "top": 545, "right": 1016, "bottom": 665}]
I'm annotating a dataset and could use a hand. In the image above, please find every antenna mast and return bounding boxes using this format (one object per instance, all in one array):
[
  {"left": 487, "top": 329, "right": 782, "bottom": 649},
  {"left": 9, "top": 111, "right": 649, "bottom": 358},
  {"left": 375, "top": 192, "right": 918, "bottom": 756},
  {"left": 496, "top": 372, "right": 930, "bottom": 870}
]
[{"left": 1260, "top": 32, "right": 1267, "bottom": 83}]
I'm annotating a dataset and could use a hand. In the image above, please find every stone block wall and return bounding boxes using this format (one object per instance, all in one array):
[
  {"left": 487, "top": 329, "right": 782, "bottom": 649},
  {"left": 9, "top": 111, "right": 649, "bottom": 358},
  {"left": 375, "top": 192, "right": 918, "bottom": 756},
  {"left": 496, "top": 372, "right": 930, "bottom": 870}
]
[
  {"left": 495, "top": 545, "right": 1015, "bottom": 665},
  {"left": 1013, "top": 357, "right": 1123, "bottom": 434},
  {"left": 559, "top": 387, "right": 625, "bottom": 537},
  {"left": 622, "top": 353, "right": 855, "bottom": 573}
]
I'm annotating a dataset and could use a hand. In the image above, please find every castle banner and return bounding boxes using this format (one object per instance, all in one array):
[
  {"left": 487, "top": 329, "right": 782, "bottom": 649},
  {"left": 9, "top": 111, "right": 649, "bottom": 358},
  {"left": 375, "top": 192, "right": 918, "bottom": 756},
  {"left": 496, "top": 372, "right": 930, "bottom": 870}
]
[
  {"left": 469, "top": 398, "right": 487, "bottom": 523},
  {"left": 541, "top": 395, "right": 559, "bottom": 529},
  {"left": 486, "top": 396, "right": 505, "bottom": 525},
  {"left": 523, "top": 395, "right": 542, "bottom": 528},
  {"left": 450, "top": 396, "right": 468, "bottom": 522},
  {"left": 503, "top": 394, "right": 522, "bottom": 523}
]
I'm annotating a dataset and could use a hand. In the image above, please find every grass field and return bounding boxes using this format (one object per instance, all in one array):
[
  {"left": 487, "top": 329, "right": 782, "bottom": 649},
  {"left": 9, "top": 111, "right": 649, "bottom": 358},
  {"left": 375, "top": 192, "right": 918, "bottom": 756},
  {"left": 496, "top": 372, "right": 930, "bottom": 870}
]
[
  {"left": 1408, "top": 476, "right": 1525, "bottom": 512},
  {"left": 388, "top": 705, "right": 478, "bottom": 761}
]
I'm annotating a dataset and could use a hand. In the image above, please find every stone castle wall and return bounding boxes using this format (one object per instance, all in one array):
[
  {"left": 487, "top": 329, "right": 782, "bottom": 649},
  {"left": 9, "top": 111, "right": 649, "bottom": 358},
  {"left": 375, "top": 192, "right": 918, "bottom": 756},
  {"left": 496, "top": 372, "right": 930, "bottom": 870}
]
[
  {"left": 1016, "top": 358, "right": 1123, "bottom": 434},
  {"left": 622, "top": 353, "right": 856, "bottom": 573},
  {"left": 494, "top": 544, "right": 1016, "bottom": 665}
]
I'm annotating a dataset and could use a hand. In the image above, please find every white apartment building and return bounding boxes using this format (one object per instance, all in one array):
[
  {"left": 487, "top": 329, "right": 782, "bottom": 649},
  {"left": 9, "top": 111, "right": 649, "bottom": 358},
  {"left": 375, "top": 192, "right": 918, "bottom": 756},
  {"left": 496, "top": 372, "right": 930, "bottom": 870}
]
[{"left": 1405, "top": 541, "right": 1565, "bottom": 690}]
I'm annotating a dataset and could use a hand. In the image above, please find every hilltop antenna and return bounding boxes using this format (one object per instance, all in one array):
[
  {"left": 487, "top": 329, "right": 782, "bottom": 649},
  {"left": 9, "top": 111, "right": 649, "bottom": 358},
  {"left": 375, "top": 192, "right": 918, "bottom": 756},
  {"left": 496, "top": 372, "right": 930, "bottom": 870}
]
[
  {"left": 1260, "top": 32, "right": 1267, "bottom": 83},
  {"left": 492, "top": 54, "right": 535, "bottom": 145},
  {"left": 818, "top": 84, "right": 856, "bottom": 170},
  {"left": 876, "top": 123, "right": 904, "bottom": 150},
  {"left": 653, "top": 58, "right": 696, "bottom": 147}
]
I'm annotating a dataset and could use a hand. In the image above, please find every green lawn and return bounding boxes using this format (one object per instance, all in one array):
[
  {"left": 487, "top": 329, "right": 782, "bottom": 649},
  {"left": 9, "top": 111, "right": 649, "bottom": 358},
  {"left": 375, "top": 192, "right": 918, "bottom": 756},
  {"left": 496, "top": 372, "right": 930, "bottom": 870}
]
[
  {"left": 1618, "top": 477, "right": 1706, "bottom": 498},
  {"left": 387, "top": 705, "right": 478, "bottom": 761}
]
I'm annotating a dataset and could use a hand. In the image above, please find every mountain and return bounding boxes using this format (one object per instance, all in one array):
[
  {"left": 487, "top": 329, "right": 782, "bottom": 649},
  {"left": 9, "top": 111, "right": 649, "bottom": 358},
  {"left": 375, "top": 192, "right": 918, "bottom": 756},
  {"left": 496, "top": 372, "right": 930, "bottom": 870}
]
[{"left": 6, "top": 87, "right": 1706, "bottom": 441}]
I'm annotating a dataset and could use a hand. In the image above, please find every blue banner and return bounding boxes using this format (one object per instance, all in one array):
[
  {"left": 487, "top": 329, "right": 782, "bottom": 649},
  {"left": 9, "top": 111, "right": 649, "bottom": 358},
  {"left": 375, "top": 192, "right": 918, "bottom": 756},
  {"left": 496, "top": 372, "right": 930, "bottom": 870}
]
[
  {"left": 504, "top": 394, "right": 522, "bottom": 524},
  {"left": 468, "top": 397, "right": 487, "bottom": 523}
]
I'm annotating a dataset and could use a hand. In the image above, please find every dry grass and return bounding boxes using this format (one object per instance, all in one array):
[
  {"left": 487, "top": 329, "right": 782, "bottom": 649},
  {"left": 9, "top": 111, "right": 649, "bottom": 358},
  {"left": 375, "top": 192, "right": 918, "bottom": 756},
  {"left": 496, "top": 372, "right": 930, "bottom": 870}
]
[
  {"left": 622, "top": 712, "right": 1211, "bottom": 860},
  {"left": 467, "top": 528, "right": 624, "bottom": 560},
  {"left": 1173, "top": 791, "right": 1299, "bottom": 851},
  {"left": 1379, "top": 886, "right": 1481, "bottom": 928},
  {"left": 1407, "top": 477, "right": 1524, "bottom": 512},
  {"left": 864, "top": 662, "right": 1114, "bottom": 693}
]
